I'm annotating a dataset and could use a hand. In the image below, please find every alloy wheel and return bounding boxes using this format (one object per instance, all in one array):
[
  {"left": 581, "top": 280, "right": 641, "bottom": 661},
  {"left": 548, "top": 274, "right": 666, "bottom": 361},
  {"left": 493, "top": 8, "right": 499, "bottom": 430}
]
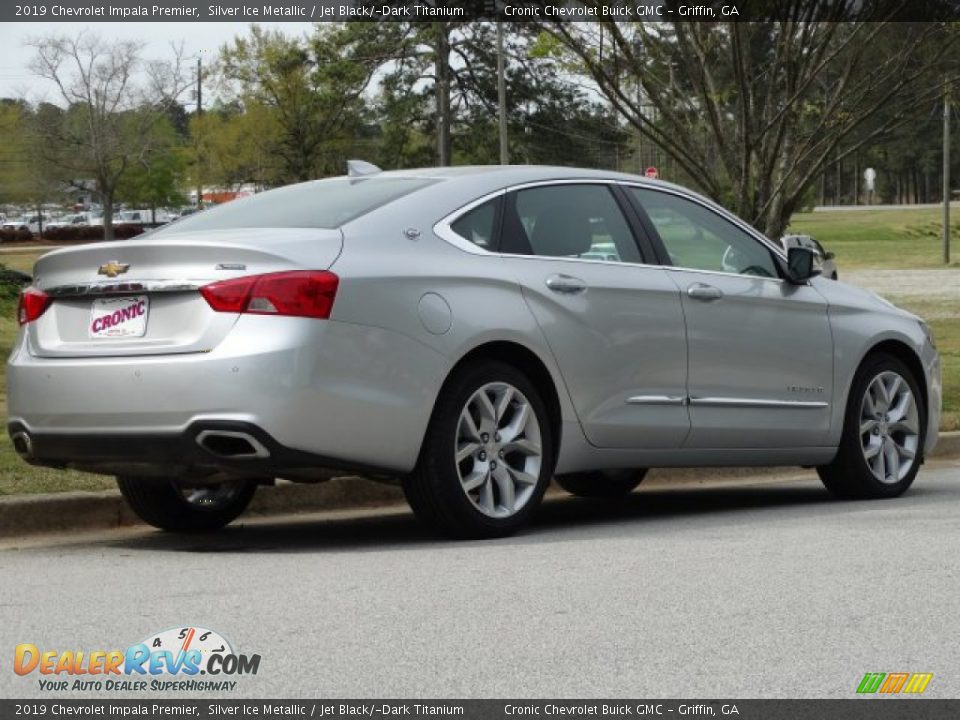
[
  {"left": 455, "top": 382, "right": 543, "bottom": 518},
  {"left": 859, "top": 370, "right": 919, "bottom": 484}
]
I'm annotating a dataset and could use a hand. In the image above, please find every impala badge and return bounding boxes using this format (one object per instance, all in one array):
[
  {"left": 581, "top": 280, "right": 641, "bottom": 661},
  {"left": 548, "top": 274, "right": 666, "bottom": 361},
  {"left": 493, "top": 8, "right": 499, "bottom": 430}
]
[{"left": 98, "top": 261, "right": 130, "bottom": 278}]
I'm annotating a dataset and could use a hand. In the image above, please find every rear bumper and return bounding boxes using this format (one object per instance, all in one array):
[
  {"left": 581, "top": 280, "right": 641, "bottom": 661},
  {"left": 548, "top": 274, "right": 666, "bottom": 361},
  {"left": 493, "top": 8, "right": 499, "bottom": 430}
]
[
  {"left": 7, "top": 419, "right": 397, "bottom": 479},
  {"left": 7, "top": 315, "right": 447, "bottom": 475}
]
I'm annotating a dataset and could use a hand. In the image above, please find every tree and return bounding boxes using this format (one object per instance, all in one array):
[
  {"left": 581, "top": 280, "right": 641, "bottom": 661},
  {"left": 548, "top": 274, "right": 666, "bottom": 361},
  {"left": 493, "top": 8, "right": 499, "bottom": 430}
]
[
  {"left": 216, "top": 24, "right": 390, "bottom": 183},
  {"left": 186, "top": 102, "right": 276, "bottom": 191},
  {"left": 0, "top": 101, "right": 65, "bottom": 233},
  {"left": 115, "top": 118, "right": 187, "bottom": 223},
  {"left": 26, "top": 31, "right": 190, "bottom": 239},
  {"left": 374, "top": 23, "right": 628, "bottom": 168},
  {"left": 542, "top": 13, "right": 960, "bottom": 237}
]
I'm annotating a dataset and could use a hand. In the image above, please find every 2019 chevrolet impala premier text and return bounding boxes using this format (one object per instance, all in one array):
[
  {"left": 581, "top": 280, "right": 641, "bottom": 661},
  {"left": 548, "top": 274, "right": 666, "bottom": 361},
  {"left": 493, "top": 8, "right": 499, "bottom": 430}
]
[{"left": 7, "top": 166, "right": 941, "bottom": 538}]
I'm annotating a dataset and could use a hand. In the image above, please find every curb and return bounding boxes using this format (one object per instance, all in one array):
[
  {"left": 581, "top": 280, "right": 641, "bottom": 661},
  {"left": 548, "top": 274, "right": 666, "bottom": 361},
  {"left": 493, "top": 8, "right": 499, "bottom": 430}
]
[{"left": 1, "top": 432, "right": 958, "bottom": 539}]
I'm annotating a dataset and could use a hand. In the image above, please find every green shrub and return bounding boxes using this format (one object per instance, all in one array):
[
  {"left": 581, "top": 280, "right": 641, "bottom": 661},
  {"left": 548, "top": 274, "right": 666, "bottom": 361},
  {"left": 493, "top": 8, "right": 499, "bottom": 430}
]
[
  {"left": 0, "top": 229, "right": 32, "bottom": 243},
  {"left": 0, "top": 263, "right": 28, "bottom": 317},
  {"left": 41, "top": 225, "right": 145, "bottom": 242},
  {"left": 0, "top": 225, "right": 147, "bottom": 243}
]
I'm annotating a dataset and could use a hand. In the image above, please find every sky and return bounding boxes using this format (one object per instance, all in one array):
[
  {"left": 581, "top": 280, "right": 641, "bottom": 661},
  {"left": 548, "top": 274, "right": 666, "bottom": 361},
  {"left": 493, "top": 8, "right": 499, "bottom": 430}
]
[{"left": 0, "top": 22, "right": 310, "bottom": 104}]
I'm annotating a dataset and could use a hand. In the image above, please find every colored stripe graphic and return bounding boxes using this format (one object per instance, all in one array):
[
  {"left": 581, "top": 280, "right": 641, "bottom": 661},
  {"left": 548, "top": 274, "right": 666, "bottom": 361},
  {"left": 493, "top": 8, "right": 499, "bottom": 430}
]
[
  {"left": 880, "top": 673, "right": 910, "bottom": 693},
  {"left": 856, "top": 672, "right": 932, "bottom": 694},
  {"left": 903, "top": 673, "right": 934, "bottom": 694},
  {"left": 857, "top": 673, "right": 886, "bottom": 693}
]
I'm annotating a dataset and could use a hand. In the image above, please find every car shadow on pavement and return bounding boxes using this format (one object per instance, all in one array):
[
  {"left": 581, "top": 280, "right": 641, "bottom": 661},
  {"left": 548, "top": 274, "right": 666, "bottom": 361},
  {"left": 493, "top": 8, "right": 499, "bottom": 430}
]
[{"left": 99, "top": 477, "right": 949, "bottom": 554}]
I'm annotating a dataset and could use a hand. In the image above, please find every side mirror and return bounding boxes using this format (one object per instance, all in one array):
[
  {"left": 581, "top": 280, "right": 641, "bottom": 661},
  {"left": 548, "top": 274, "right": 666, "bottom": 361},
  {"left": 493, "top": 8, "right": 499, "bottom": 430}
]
[
  {"left": 824, "top": 250, "right": 836, "bottom": 260},
  {"left": 785, "top": 246, "right": 820, "bottom": 283}
]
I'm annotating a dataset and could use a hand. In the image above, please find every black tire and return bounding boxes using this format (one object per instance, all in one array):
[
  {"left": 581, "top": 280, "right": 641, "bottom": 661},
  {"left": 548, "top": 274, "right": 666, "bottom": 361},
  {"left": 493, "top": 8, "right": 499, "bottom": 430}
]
[
  {"left": 402, "top": 360, "right": 555, "bottom": 539},
  {"left": 817, "top": 353, "right": 925, "bottom": 500},
  {"left": 555, "top": 469, "right": 647, "bottom": 498},
  {"left": 117, "top": 476, "right": 258, "bottom": 532}
]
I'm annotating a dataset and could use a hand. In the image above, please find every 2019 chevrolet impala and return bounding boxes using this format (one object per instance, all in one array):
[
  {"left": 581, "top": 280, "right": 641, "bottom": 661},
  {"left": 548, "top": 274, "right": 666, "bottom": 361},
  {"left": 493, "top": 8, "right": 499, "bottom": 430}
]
[{"left": 7, "top": 165, "right": 941, "bottom": 538}]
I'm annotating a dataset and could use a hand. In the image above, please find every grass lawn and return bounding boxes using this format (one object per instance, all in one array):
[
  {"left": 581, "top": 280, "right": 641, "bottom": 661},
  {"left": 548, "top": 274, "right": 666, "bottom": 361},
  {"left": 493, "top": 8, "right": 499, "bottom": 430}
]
[
  {"left": 0, "top": 249, "right": 48, "bottom": 275},
  {"left": 0, "top": 212, "right": 957, "bottom": 497},
  {"left": 0, "top": 296, "right": 115, "bottom": 496},
  {"left": 788, "top": 206, "right": 960, "bottom": 271},
  {"left": 882, "top": 298, "right": 959, "bottom": 433}
]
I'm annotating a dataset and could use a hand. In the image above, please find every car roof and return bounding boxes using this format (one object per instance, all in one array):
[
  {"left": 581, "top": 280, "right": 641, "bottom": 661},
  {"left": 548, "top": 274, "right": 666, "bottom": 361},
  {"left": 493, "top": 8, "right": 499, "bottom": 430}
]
[
  {"left": 375, "top": 164, "right": 683, "bottom": 189},
  {"left": 346, "top": 165, "right": 698, "bottom": 220}
]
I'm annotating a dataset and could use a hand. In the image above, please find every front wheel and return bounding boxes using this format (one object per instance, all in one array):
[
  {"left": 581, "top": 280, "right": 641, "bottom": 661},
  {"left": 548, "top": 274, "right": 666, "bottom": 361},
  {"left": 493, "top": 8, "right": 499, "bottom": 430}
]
[
  {"left": 403, "top": 360, "right": 555, "bottom": 539},
  {"left": 117, "top": 476, "right": 259, "bottom": 532},
  {"left": 817, "top": 353, "right": 925, "bottom": 499},
  {"left": 555, "top": 469, "right": 647, "bottom": 498}
]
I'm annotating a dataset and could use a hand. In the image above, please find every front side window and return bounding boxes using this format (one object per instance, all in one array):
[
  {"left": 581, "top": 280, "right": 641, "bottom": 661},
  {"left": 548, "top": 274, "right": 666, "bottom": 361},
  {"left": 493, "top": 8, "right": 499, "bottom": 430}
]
[
  {"left": 628, "top": 188, "right": 779, "bottom": 278},
  {"left": 500, "top": 184, "right": 642, "bottom": 263}
]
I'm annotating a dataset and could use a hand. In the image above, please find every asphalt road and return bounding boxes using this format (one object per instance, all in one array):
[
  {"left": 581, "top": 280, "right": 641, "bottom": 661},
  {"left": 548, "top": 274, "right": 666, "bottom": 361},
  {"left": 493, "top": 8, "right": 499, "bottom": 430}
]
[{"left": 2, "top": 461, "right": 959, "bottom": 700}]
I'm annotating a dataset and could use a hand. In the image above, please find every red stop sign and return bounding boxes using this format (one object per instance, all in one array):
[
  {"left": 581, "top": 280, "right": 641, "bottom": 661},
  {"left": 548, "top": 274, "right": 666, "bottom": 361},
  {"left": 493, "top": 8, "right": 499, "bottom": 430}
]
[{"left": 645, "top": 166, "right": 659, "bottom": 179}]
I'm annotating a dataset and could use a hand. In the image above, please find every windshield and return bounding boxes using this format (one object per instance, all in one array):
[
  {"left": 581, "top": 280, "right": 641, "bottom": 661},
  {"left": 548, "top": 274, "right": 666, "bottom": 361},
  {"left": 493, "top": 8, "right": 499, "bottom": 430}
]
[{"left": 153, "top": 176, "right": 437, "bottom": 236}]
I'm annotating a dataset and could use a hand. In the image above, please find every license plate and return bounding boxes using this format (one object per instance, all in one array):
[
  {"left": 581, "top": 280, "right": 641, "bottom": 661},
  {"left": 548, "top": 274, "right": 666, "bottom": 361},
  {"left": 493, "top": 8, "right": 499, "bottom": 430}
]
[{"left": 89, "top": 296, "right": 149, "bottom": 339}]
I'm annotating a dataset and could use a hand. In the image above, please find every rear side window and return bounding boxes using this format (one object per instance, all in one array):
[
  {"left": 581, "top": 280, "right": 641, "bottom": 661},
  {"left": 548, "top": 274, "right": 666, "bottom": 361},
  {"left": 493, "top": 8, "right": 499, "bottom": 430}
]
[
  {"left": 153, "top": 177, "right": 438, "bottom": 236},
  {"left": 450, "top": 197, "right": 501, "bottom": 250},
  {"left": 501, "top": 184, "right": 642, "bottom": 263}
]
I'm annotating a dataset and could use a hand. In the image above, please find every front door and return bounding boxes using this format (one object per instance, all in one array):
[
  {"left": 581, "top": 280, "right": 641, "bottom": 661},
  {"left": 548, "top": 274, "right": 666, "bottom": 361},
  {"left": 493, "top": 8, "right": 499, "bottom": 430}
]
[{"left": 626, "top": 186, "right": 834, "bottom": 448}]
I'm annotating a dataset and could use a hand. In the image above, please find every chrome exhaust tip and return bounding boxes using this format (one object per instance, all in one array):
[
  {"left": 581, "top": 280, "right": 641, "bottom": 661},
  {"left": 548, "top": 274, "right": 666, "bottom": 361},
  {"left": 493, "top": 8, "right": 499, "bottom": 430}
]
[
  {"left": 11, "top": 431, "right": 33, "bottom": 460},
  {"left": 195, "top": 430, "right": 270, "bottom": 459}
]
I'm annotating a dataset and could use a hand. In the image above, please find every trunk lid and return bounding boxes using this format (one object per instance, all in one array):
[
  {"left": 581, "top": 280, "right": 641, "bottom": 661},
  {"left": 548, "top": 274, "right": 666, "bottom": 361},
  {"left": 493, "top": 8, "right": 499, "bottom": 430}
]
[{"left": 28, "top": 228, "right": 343, "bottom": 358}]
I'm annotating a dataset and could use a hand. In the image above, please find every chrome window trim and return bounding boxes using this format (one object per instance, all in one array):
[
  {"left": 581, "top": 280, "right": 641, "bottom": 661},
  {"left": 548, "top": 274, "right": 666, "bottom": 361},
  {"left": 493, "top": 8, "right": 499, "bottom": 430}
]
[
  {"left": 665, "top": 265, "right": 785, "bottom": 284},
  {"left": 434, "top": 178, "right": 791, "bottom": 282},
  {"left": 433, "top": 178, "right": 662, "bottom": 269},
  {"left": 689, "top": 396, "right": 828, "bottom": 409},
  {"left": 433, "top": 188, "right": 508, "bottom": 256},
  {"left": 45, "top": 280, "right": 203, "bottom": 298},
  {"left": 495, "top": 253, "right": 662, "bottom": 270}
]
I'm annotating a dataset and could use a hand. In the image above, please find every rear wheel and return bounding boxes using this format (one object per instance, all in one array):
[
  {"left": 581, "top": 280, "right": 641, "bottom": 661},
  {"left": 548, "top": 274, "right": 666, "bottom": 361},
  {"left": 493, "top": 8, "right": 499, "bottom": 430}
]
[
  {"left": 555, "top": 469, "right": 647, "bottom": 498},
  {"left": 817, "top": 353, "right": 924, "bottom": 499},
  {"left": 117, "top": 476, "right": 258, "bottom": 532},
  {"left": 403, "top": 360, "right": 554, "bottom": 538}
]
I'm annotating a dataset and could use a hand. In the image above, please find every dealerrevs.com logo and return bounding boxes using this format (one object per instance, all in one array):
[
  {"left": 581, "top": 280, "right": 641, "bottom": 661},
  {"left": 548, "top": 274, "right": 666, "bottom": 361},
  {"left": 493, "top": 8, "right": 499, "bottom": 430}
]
[{"left": 14, "top": 626, "right": 261, "bottom": 692}]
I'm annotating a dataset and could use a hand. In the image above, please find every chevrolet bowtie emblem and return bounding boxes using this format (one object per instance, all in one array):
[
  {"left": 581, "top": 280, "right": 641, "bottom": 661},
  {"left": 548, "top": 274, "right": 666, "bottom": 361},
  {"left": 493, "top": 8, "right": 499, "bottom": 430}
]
[{"left": 98, "top": 261, "right": 130, "bottom": 278}]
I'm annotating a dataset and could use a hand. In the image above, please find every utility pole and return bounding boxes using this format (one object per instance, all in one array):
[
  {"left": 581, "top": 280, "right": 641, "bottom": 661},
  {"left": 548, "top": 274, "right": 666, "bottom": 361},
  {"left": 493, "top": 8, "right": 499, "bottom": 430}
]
[
  {"left": 435, "top": 24, "right": 451, "bottom": 167},
  {"left": 196, "top": 56, "right": 203, "bottom": 209},
  {"left": 944, "top": 77, "right": 951, "bottom": 264},
  {"left": 497, "top": 23, "right": 509, "bottom": 165}
]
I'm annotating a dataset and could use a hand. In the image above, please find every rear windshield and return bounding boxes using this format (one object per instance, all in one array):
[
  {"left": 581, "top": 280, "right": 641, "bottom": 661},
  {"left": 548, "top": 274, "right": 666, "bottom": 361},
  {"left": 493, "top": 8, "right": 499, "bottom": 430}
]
[{"left": 153, "top": 176, "right": 437, "bottom": 235}]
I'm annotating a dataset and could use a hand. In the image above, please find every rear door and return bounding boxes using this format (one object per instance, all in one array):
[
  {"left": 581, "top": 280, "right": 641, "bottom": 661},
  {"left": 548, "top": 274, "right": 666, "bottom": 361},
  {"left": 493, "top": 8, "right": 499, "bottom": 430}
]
[{"left": 493, "top": 182, "right": 690, "bottom": 449}]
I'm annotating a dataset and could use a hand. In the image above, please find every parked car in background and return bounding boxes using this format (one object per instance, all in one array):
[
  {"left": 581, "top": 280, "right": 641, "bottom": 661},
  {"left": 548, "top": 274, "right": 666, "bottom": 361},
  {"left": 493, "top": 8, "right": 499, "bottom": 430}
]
[
  {"left": 116, "top": 209, "right": 175, "bottom": 226},
  {"left": 7, "top": 166, "right": 940, "bottom": 539},
  {"left": 781, "top": 234, "right": 838, "bottom": 280},
  {"left": 2, "top": 214, "right": 50, "bottom": 235},
  {"left": 47, "top": 213, "right": 92, "bottom": 229}
]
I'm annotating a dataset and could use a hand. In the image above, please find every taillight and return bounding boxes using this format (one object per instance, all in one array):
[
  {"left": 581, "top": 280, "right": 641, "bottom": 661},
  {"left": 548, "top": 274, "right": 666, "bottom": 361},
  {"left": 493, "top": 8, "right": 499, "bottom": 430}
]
[
  {"left": 200, "top": 271, "right": 339, "bottom": 319},
  {"left": 18, "top": 287, "right": 51, "bottom": 326}
]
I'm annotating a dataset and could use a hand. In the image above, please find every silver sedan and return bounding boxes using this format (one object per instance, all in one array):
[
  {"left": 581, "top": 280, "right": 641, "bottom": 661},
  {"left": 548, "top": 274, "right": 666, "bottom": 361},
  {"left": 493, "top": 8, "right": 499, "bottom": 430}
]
[{"left": 7, "top": 166, "right": 941, "bottom": 538}]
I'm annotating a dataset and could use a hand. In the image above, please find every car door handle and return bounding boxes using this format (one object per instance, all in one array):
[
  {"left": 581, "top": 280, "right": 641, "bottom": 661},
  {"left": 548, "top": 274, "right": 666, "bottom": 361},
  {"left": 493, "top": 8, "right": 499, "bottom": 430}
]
[
  {"left": 545, "top": 274, "right": 588, "bottom": 294},
  {"left": 687, "top": 283, "right": 724, "bottom": 302}
]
